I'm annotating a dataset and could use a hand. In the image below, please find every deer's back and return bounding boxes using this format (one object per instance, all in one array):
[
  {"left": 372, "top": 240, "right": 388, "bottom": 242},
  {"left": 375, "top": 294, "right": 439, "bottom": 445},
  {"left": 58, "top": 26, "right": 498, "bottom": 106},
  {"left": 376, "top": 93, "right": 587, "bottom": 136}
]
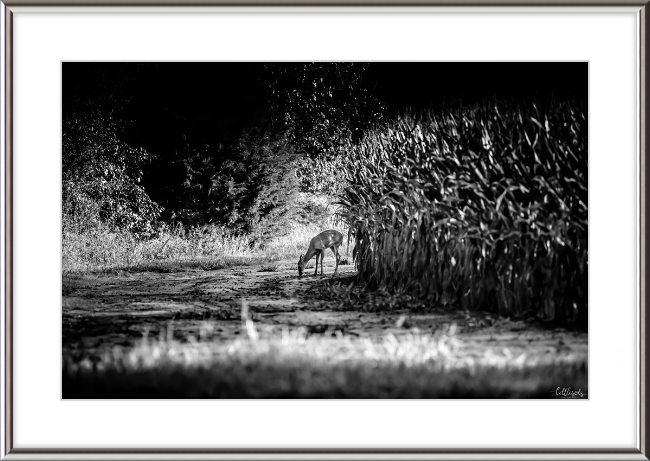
[{"left": 311, "top": 230, "right": 343, "bottom": 249}]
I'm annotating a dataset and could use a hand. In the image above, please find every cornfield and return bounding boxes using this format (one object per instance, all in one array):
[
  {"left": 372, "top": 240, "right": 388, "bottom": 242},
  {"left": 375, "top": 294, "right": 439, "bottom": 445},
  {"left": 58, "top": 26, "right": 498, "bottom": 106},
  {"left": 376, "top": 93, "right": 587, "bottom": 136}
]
[{"left": 339, "top": 100, "right": 587, "bottom": 325}]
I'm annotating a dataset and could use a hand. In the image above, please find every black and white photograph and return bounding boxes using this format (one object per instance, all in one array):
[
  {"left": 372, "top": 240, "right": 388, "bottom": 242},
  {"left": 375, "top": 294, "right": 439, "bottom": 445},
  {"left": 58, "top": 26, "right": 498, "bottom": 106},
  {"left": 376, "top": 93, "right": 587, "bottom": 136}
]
[{"left": 62, "top": 62, "right": 588, "bottom": 399}]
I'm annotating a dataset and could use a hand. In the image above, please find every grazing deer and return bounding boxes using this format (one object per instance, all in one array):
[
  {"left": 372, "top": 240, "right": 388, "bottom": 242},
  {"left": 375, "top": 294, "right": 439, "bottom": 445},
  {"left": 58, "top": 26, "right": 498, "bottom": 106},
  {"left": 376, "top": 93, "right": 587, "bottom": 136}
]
[{"left": 298, "top": 230, "right": 343, "bottom": 278}]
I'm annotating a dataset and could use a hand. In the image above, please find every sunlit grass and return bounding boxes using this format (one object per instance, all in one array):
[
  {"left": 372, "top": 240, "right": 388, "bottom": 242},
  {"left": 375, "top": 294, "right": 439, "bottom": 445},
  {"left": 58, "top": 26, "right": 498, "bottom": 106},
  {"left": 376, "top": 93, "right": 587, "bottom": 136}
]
[
  {"left": 63, "top": 325, "right": 587, "bottom": 399},
  {"left": 62, "top": 215, "right": 348, "bottom": 275}
]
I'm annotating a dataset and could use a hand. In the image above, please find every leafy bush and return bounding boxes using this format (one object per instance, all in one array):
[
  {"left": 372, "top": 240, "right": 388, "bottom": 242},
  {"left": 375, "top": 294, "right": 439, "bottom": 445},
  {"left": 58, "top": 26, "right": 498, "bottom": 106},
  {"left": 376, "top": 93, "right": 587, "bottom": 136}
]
[
  {"left": 208, "top": 129, "right": 302, "bottom": 241},
  {"left": 340, "top": 100, "right": 587, "bottom": 325},
  {"left": 63, "top": 108, "right": 162, "bottom": 237},
  {"left": 296, "top": 155, "right": 348, "bottom": 195}
]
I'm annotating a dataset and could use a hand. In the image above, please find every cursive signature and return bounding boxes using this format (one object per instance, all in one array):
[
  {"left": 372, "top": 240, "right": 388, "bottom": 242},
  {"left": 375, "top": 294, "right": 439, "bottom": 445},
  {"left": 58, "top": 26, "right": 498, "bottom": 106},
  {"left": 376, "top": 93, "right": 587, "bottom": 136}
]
[{"left": 552, "top": 387, "right": 587, "bottom": 398}]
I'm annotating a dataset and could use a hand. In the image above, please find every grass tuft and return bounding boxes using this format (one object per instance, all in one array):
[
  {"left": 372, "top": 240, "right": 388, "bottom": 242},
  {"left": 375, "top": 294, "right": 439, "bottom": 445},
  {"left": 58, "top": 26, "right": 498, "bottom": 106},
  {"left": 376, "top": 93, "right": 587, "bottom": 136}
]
[{"left": 63, "top": 327, "right": 587, "bottom": 399}]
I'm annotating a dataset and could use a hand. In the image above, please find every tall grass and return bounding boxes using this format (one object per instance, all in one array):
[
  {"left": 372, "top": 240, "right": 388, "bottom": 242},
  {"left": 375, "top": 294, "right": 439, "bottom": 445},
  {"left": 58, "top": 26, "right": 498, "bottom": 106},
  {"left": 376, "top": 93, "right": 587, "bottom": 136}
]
[
  {"left": 340, "top": 100, "right": 587, "bottom": 325},
  {"left": 63, "top": 212, "right": 347, "bottom": 274},
  {"left": 63, "top": 325, "right": 587, "bottom": 398}
]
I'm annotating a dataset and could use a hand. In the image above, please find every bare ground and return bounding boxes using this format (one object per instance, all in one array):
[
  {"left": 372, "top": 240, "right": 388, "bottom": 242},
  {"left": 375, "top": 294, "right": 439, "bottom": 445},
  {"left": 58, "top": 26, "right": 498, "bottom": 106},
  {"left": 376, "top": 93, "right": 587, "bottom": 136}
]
[{"left": 62, "top": 258, "right": 588, "bottom": 398}]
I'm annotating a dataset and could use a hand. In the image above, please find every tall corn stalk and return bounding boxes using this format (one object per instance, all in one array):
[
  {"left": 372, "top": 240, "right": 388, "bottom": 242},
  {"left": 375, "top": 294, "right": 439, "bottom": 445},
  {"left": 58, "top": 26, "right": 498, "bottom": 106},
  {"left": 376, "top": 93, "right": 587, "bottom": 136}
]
[{"left": 339, "top": 100, "right": 587, "bottom": 325}]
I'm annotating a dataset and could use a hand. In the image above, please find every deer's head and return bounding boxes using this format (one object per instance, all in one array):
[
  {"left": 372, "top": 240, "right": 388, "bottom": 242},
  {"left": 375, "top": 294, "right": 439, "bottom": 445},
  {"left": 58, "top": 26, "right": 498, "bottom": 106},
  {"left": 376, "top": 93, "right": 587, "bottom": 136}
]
[{"left": 298, "top": 254, "right": 305, "bottom": 278}]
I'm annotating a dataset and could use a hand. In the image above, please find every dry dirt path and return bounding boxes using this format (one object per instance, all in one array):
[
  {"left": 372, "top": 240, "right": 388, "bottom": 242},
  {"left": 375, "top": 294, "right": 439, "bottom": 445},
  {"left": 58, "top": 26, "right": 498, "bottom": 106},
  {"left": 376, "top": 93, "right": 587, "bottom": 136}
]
[{"left": 63, "top": 259, "right": 587, "bottom": 367}]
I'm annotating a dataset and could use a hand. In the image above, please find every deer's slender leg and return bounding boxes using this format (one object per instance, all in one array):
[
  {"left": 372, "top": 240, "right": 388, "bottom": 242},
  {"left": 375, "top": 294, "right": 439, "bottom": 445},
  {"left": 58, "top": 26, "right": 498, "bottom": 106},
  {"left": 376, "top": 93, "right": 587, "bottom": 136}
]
[
  {"left": 336, "top": 246, "right": 340, "bottom": 274},
  {"left": 314, "top": 253, "right": 319, "bottom": 276},
  {"left": 320, "top": 250, "right": 324, "bottom": 275},
  {"left": 332, "top": 245, "right": 339, "bottom": 276}
]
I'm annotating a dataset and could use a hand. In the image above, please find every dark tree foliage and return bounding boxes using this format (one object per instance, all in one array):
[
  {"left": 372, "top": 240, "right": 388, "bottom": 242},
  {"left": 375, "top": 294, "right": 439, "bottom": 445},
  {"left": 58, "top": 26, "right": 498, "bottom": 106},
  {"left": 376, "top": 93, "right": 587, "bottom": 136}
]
[
  {"left": 160, "top": 138, "right": 219, "bottom": 226},
  {"left": 119, "top": 63, "right": 269, "bottom": 225},
  {"left": 63, "top": 63, "right": 387, "bottom": 235},
  {"left": 205, "top": 63, "right": 386, "bottom": 236},
  {"left": 264, "top": 63, "right": 386, "bottom": 194},
  {"left": 62, "top": 62, "right": 586, "bottom": 239},
  {"left": 208, "top": 129, "right": 301, "bottom": 241},
  {"left": 63, "top": 65, "right": 162, "bottom": 236}
]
